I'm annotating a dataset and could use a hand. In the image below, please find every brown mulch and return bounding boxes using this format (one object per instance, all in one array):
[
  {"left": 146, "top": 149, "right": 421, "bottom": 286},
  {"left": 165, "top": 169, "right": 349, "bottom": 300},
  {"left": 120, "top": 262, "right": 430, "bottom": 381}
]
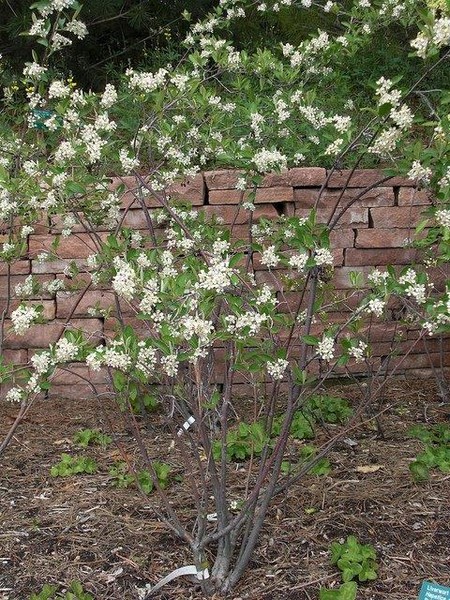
[{"left": 1, "top": 379, "right": 449, "bottom": 600}]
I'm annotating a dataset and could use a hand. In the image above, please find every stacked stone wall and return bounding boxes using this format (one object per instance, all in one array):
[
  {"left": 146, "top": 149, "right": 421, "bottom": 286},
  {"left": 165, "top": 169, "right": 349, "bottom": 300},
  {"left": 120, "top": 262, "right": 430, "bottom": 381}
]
[{"left": 1, "top": 168, "right": 449, "bottom": 399}]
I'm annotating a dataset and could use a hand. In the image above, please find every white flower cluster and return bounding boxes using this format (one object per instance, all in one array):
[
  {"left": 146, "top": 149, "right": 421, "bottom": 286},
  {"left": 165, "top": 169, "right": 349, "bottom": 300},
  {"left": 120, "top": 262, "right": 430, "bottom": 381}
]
[
  {"left": 314, "top": 248, "right": 334, "bottom": 266},
  {"left": 267, "top": 358, "right": 289, "bottom": 380},
  {"left": 253, "top": 149, "right": 287, "bottom": 173},
  {"left": 65, "top": 19, "right": 88, "bottom": 40},
  {"left": 119, "top": 148, "right": 139, "bottom": 173},
  {"left": 225, "top": 311, "right": 268, "bottom": 338},
  {"left": 288, "top": 253, "right": 308, "bottom": 271},
  {"left": 317, "top": 336, "right": 335, "bottom": 361},
  {"left": 11, "top": 304, "right": 40, "bottom": 335},
  {"left": 412, "top": 17, "right": 450, "bottom": 59},
  {"left": 408, "top": 161, "right": 432, "bottom": 185},
  {"left": 365, "top": 298, "right": 385, "bottom": 317},
  {"left": 101, "top": 84, "right": 118, "bottom": 109},
  {"left": 31, "top": 351, "right": 51, "bottom": 375},
  {"left": 436, "top": 209, "right": 450, "bottom": 228},
  {"left": 197, "top": 260, "right": 235, "bottom": 294},
  {"left": 255, "top": 284, "right": 276, "bottom": 306},
  {"left": 15, "top": 275, "right": 35, "bottom": 298},
  {"left": 23, "top": 62, "right": 47, "bottom": 78},
  {"left": 161, "top": 354, "right": 179, "bottom": 377},
  {"left": 368, "top": 269, "right": 389, "bottom": 286},
  {"left": 399, "top": 269, "right": 427, "bottom": 304},
  {"left": 112, "top": 257, "right": 137, "bottom": 301},
  {"left": 54, "top": 338, "right": 78, "bottom": 362},
  {"left": 139, "top": 280, "right": 159, "bottom": 314},
  {"left": 261, "top": 245, "right": 280, "bottom": 268},
  {"left": 349, "top": 341, "right": 368, "bottom": 363},
  {"left": 126, "top": 67, "right": 168, "bottom": 93},
  {"left": 136, "top": 342, "right": 157, "bottom": 377},
  {"left": 181, "top": 314, "right": 214, "bottom": 343},
  {"left": 5, "top": 387, "right": 23, "bottom": 403}
]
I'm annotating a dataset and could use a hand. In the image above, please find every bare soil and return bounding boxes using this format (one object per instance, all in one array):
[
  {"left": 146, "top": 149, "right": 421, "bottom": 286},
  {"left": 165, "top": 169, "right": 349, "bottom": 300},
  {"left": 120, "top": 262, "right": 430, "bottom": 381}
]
[{"left": 1, "top": 379, "right": 449, "bottom": 600}]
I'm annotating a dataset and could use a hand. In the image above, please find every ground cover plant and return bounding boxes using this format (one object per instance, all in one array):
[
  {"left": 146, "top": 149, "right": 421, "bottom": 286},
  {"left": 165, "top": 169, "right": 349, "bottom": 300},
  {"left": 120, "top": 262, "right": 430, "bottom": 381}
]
[{"left": 0, "top": 0, "right": 449, "bottom": 597}]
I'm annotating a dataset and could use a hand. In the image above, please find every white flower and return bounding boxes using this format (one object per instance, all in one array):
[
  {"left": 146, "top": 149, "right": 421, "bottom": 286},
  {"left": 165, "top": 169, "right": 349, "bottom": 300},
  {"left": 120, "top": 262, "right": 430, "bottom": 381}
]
[
  {"left": 436, "top": 209, "right": 450, "bottom": 228},
  {"left": 23, "top": 62, "right": 47, "bottom": 78},
  {"left": 139, "top": 280, "right": 159, "bottom": 313},
  {"left": 288, "top": 253, "right": 308, "bottom": 271},
  {"left": 267, "top": 358, "right": 289, "bottom": 380},
  {"left": 48, "top": 80, "right": 71, "bottom": 98},
  {"left": 349, "top": 341, "right": 368, "bottom": 363},
  {"left": 54, "top": 338, "right": 78, "bottom": 362},
  {"left": 408, "top": 161, "right": 432, "bottom": 185},
  {"left": 261, "top": 246, "right": 280, "bottom": 268},
  {"left": 314, "top": 248, "right": 333, "bottom": 266},
  {"left": 15, "top": 275, "right": 34, "bottom": 298},
  {"left": 197, "top": 260, "right": 234, "bottom": 293},
  {"left": 136, "top": 344, "right": 157, "bottom": 376},
  {"left": 6, "top": 387, "right": 23, "bottom": 403},
  {"left": 161, "top": 354, "right": 179, "bottom": 377},
  {"left": 119, "top": 148, "right": 139, "bottom": 173},
  {"left": 11, "top": 305, "right": 40, "bottom": 335},
  {"left": 317, "top": 336, "right": 335, "bottom": 361},
  {"left": 31, "top": 351, "right": 52, "bottom": 374},
  {"left": 253, "top": 149, "right": 287, "bottom": 173},
  {"left": 112, "top": 257, "right": 137, "bottom": 301},
  {"left": 368, "top": 269, "right": 389, "bottom": 286},
  {"left": 365, "top": 298, "right": 385, "bottom": 317},
  {"left": 100, "top": 84, "right": 118, "bottom": 109},
  {"left": 65, "top": 19, "right": 88, "bottom": 39}
]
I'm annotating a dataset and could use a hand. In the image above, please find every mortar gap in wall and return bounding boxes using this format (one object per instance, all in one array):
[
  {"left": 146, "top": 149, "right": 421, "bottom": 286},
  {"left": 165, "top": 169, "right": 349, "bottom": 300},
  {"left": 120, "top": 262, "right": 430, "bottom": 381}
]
[
  {"left": 203, "top": 181, "right": 210, "bottom": 206},
  {"left": 368, "top": 209, "right": 374, "bottom": 229},
  {"left": 352, "top": 229, "right": 358, "bottom": 247},
  {"left": 393, "top": 186, "right": 400, "bottom": 206},
  {"left": 274, "top": 203, "right": 284, "bottom": 216}
]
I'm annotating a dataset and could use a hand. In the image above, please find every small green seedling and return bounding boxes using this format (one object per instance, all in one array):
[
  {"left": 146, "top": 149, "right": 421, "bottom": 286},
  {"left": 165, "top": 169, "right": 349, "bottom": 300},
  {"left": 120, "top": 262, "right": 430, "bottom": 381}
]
[
  {"left": 50, "top": 454, "right": 97, "bottom": 477},
  {"left": 407, "top": 424, "right": 450, "bottom": 482},
  {"left": 330, "top": 535, "right": 378, "bottom": 583},
  {"left": 73, "top": 428, "right": 112, "bottom": 448},
  {"left": 305, "top": 394, "right": 353, "bottom": 424},
  {"left": 319, "top": 581, "right": 358, "bottom": 600},
  {"left": 29, "top": 581, "right": 93, "bottom": 599},
  {"left": 213, "top": 421, "right": 269, "bottom": 461},
  {"left": 281, "top": 444, "right": 331, "bottom": 477},
  {"left": 109, "top": 460, "right": 172, "bottom": 493}
]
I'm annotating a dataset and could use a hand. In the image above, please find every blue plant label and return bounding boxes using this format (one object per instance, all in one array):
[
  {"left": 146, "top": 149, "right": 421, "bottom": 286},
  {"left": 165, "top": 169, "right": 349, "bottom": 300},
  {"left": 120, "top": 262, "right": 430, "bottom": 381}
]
[{"left": 419, "top": 581, "right": 450, "bottom": 600}]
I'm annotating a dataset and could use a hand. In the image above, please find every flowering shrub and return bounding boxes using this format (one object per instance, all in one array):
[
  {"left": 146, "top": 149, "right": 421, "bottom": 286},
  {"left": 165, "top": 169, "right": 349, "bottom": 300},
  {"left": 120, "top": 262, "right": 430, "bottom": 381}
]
[{"left": 0, "top": 0, "right": 449, "bottom": 595}]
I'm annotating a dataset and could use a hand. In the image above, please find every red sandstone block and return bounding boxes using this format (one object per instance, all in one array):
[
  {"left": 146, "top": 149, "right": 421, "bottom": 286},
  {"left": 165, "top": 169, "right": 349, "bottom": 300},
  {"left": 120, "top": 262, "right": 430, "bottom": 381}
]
[
  {"left": 112, "top": 174, "right": 205, "bottom": 209},
  {"left": 167, "top": 173, "right": 205, "bottom": 205},
  {"left": 397, "top": 188, "right": 433, "bottom": 206},
  {"left": 355, "top": 229, "right": 418, "bottom": 248},
  {"left": 0, "top": 261, "right": 31, "bottom": 276},
  {"left": 31, "top": 258, "right": 88, "bottom": 274},
  {"left": 294, "top": 187, "right": 395, "bottom": 209},
  {"left": 204, "top": 168, "right": 324, "bottom": 189},
  {"left": 121, "top": 209, "right": 149, "bottom": 229},
  {"left": 198, "top": 203, "right": 279, "bottom": 225},
  {"left": 370, "top": 206, "right": 424, "bottom": 228},
  {"left": 3, "top": 318, "right": 103, "bottom": 349},
  {"left": 56, "top": 290, "right": 117, "bottom": 319},
  {"left": 50, "top": 363, "right": 110, "bottom": 386},
  {"left": 386, "top": 352, "right": 450, "bottom": 371},
  {"left": 209, "top": 186, "right": 294, "bottom": 205},
  {"left": 345, "top": 248, "right": 419, "bottom": 267},
  {"left": 289, "top": 167, "right": 326, "bottom": 187},
  {"left": 2, "top": 349, "right": 28, "bottom": 365},
  {"left": 329, "top": 230, "right": 355, "bottom": 249},
  {"left": 47, "top": 383, "right": 111, "bottom": 400},
  {"left": 204, "top": 169, "right": 244, "bottom": 189},
  {"left": 295, "top": 206, "right": 368, "bottom": 228},
  {"left": 332, "top": 266, "right": 372, "bottom": 289},
  {"left": 29, "top": 233, "right": 106, "bottom": 260},
  {"left": 326, "top": 169, "right": 414, "bottom": 188}
]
